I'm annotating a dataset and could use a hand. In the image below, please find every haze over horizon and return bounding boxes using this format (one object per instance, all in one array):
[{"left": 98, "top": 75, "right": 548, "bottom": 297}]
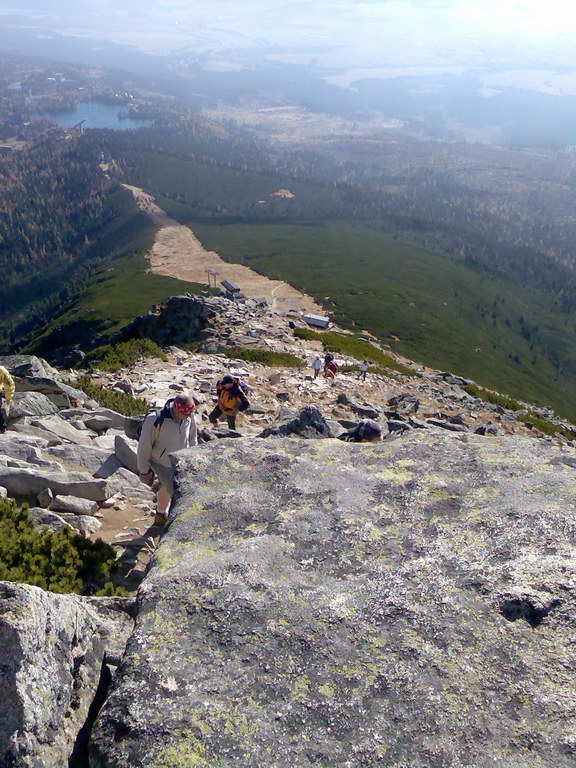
[{"left": 1, "top": 0, "right": 574, "bottom": 90}]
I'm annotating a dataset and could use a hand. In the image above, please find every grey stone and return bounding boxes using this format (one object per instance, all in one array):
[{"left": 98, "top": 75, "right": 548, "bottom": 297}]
[
  {"left": 91, "top": 433, "right": 576, "bottom": 768},
  {"left": 8, "top": 392, "right": 59, "bottom": 421},
  {"left": 0, "top": 355, "right": 48, "bottom": 378},
  {"left": 46, "top": 443, "right": 114, "bottom": 474},
  {"left": 0, "top": 434, "right": 49, "bottom": 463},
  {"left": 114, "top": 434, "right": 138, "bottom": 474},
  {"left": 0, "top": 467, "right": 111, "bottom": 501},
  {"left": 37, "top": 487, "right": 54, "bottom": 508},
  {"left": 14, "top": 375, "right": 86, "bottom": 403},
  {"left": 84, "top": 415, "right": 115, "bottom": 433},
  {"left": 50, "top": 494, "right": 98, "bottom": 516},
  {"left": 355, "top": 403, "right": 381, "bottom": 420},
  {"left": 387, "top": 393, "right": 420, "bottom": 414},
  {"left": 57, "top": 512, "right": 102, "bottom": 536},
  {"left": 9, "top": 421, "right": 64, "bottom": 444},
  {"left": 0, "top": 486, "right": 6, "bottom": 498},
  {"left": 28, "top": 506, "right": 69, "bottom": 532},
  {"left": 258, "top": 406, "right": 334, "bottom": 439},
  {"left": 59, "top": 408, "right": 129, "bottom": 431},
  {"left": 31, "top": 415, "right": 95, "bottom": 446},
  {"left": 0, "top": 583, "right": 133, "bottom": 768},
  {"left": 427, "top": 418, "right": 469, "bottom": 432},
  {"left": 387, "top": 419, "right": 413, "bottom": 434}
]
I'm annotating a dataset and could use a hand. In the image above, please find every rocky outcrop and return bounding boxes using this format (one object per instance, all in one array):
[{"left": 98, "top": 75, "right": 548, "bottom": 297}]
[
  {"left": 116, "top": 295, "right": 219, "bottom": 347},
  {"left": 91, "top": 432, "right": 576, "bottom": 768},
  {"left": 0, "top": 582, "right": 134, "bottom": 768},
  {"left": 257, "top": 405, "right": 335, "bottom": 439}
]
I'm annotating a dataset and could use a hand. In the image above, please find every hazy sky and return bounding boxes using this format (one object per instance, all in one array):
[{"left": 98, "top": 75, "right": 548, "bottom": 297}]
[
  {"left": 2, "top": 0, "right": 574, "bottom": 90},
  {"left": 3, "top": 0, "right": 575, "bottom": 48}
]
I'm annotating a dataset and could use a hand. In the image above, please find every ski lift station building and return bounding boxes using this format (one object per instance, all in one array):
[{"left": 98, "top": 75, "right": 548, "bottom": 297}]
[
  {"left": 221, "top": 279, "right": 240, "bottom": 293},
  {"left": 302, "top": 313, "right": 330, "bottom": 329}
]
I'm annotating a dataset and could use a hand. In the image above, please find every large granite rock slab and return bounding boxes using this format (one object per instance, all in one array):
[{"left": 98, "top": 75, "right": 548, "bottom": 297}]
[
  {"left": 0, "top": 355, "right": 49, "bottom": 378},
  {"left": 0, "top": 582, "right": 134, "bottom": 768},
  {"left": 46, "top": 443, "right": 114, "bottom": 475},
  {"left": 31, "top": 415, "right": 95, "bottom": 446},
  {"left": 91, "top": 433, "right": 576, "bottom": 768},
  {"left": 8, "top": 391, "right": 60, "bottom": 421},
  {"left": 0, "top": 467, "right": 111, "bottom": 501}
]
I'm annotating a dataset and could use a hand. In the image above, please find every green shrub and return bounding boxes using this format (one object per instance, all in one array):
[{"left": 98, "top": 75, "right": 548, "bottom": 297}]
[
  {"left": 223, "top": 347, "right": 305, "bottom": 368},
  {"left": 73, "top": 375, "right": 148, "bottom": 416},
  {"left": 0, "top": 497, "right": 125, "bottom": 595},
  {"left": 294, "top": 328, "right": 414, "bottom": 376},
  {"left": 462, "top": 383, "right": 523, "bottom": 411},
  {"left": 522, "top": 412, "right": 576, "bottom": 440},
  {"left": 83, "top": 338, "right": 167, "bottom": 373}
]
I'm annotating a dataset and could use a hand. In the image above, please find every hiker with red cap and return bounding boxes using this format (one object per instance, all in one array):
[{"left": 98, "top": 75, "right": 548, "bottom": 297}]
[{"left": 137, "top": 393, "right": 198, "bottom": 524}]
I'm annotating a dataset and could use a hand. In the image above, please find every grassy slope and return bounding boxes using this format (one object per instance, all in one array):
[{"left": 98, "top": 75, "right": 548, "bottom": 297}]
[
  {"left": 192, "top": 221, "right": 576, "bottom": 420},
  {"left": 119, "top": 149, "right": 576, "bottom": 420},
  {"left": 25, "top": 188, "right": 209, "bottom": 356}
]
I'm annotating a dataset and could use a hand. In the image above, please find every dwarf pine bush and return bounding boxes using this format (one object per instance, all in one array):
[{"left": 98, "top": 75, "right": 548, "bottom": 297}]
[
  {"left": 84, "top": 338, "right": 167, "bottom": 373},
  {"left": 73, "top": 375, "right": 148, "bottom": 417},
  {"left": 0, "top": 497, "right": 126, "bottom": 595}
]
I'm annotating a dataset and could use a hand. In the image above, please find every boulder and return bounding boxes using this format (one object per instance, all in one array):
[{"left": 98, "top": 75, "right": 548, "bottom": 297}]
[
  {"left": 114, "top": 434, "right": 138, "bottom": 474},
  {"left": 427, "top": 418, "right": 469, "bottom": 433},
  {"left": 30, "top": 415, "right": 95, "bottom": 447},
  {"left": 47, "top": 443, "right": 113, "bottom": 475},
  {"left": 387, "top": 419, "right": 412, "bottom": 434},
  {"left": 9, "top": 421, "right": 64, "bottom": 444},
  {"left": 37, "top": 487, "right": 54, "bottom": 508},
  {"left": 0, "top": 355, "right": 48, "bottom": 378},
  {"left": 0, "top": 434, "right": 49, "bottom": 463},
  {"left": 0, "top": 467, "right": 111, "bottom": 501},
  {"left": 258, "top": 406, "right": 334, "bottom": 439},
  {"left": 61, "top": 408, "right": 130, "bottom": 427},
  {"left": 14, "top": 375, "right": 86, "bottom": 403},
  {"left": 27, "top": 506, "right": 69, "bottom": 533},
  {"left": 57, "top": 512, "right": 102, "bottom": 536},
  {"left": 387, "top": 393, "right": 420, "bottom": 414},
  {"left": 91, "top": 433, "right": 576, "bottom": 768},
  {"left": 84, "top": 415, "right": 115, "bottom": 433},
  {"left": 8, "top": 392, "right": 59, "bottom": 421},
  {"left": 50, "top": 495, "right": 98, "bottom": 516},
  {"left": 354, "top": 402, "right": 381, "bottom": 420},
  {"left": 0, "top": 583, "right": 133, "bottom": 768}
]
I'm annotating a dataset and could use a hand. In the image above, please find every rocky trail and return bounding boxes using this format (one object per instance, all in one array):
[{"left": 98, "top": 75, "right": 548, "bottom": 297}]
[{"left": 1, "top": 293, "right": 576, "bottom": 767}]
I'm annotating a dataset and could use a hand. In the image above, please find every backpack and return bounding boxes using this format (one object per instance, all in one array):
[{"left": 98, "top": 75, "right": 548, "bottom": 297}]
[{"left": 135, "top": 407, "right": 167, "bottom": 439}]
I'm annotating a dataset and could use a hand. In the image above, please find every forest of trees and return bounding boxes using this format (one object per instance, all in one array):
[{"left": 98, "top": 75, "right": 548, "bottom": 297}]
[{"left": 1, "top": 111, "right": 575, "bottom": 361}]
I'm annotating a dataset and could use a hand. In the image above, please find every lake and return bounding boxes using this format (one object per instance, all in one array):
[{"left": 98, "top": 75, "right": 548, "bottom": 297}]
[{"left": 35, "top": 101, "right": 153, "bottom": 131}]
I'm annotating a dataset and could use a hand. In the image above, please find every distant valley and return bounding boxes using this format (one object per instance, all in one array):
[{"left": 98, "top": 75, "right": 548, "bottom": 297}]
[{"left": 0, "top": 47, "right": 575, "bottom": 420}]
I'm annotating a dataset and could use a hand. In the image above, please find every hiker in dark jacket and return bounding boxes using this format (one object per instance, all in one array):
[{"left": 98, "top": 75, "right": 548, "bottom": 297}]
[
  {"left": 138, "top": 393, "right": 198, "bottom": 522},
  {"left": 209, "top": 375, "right": 250, "bottom": 431}
]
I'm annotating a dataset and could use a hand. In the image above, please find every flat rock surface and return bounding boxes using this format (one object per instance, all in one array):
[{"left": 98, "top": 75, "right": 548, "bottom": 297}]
[{"left": 91, "top": 432, "right": 576, "bottom": 768}]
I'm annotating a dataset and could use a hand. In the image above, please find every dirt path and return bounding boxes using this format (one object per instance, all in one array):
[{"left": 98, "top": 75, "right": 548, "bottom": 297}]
[{"left": 124, "top": 184, "right": 324, "bottom": 314}]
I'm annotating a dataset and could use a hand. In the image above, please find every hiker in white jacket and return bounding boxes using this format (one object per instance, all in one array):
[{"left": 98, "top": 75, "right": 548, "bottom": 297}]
[{"left": 137, "top": 393, "right": 198, "bottom": 522}]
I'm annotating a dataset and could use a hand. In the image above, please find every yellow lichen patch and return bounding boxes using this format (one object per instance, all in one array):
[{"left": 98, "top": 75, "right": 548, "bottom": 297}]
[
  {"left": 291, "top": 674, "right": 310, "bottom": 700},
  {"left": 374, "top": 467, "right": 415, "bottom": 484},
  {"left": 155, "top": 540, "right": 219, "bottom": 575},
  {"left": 318, "top": 682, "right": 335, "bottom": 698},
  {"left": 178, "top": 502, "right": 207, "bottom": 522},
  {"left": 245, "top": 522, "right": 268, "bottom": 535},
  {"left": 154, "top": 732, "right": 212, "bottom": 768}
]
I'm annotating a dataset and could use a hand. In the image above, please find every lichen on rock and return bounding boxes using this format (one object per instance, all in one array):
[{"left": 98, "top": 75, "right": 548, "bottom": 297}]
[{"left": 90, "top": 431, "right": 576, "bottom": 768}]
